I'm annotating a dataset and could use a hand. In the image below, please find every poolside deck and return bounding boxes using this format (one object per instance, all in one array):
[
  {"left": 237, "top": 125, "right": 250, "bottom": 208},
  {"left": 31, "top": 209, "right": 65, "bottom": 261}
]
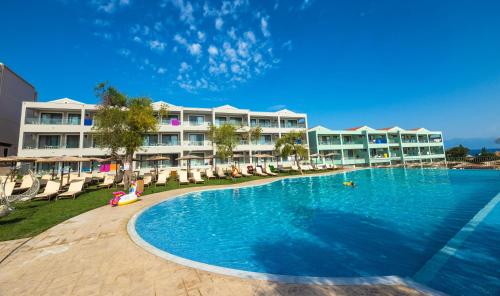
[{"left": 0, "top": 170, "right": 426, "bottom": 296}]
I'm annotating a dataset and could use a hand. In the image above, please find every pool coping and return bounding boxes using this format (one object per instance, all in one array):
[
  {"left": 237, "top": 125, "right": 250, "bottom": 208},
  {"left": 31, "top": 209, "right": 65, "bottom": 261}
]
[{"left": 127, "top": 168, "right": 445, "bottom": 295}]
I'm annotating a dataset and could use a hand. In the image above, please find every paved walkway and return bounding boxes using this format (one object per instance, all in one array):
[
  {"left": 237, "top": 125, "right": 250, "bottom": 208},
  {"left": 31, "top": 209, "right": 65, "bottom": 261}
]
[{"left": 0, "top": 170, "right": 425, "bottom": 296}]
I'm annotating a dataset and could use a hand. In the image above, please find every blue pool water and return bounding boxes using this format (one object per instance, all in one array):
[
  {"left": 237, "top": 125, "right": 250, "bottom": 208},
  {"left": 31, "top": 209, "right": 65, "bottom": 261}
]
[{"left": 135, "top": 169, "right": 500, "bottom": 295}]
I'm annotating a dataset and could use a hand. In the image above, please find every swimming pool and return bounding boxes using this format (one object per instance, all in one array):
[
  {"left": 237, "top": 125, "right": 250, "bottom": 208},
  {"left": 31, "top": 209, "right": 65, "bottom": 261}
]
[{"left": 132, "top": 169, "right": 500, "bottom": 295}]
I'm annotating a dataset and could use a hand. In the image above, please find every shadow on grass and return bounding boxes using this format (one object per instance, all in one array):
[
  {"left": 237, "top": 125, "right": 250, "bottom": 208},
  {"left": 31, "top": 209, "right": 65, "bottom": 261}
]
[{"left": 0, "top": 217, "right": 25, "bottom": 225}]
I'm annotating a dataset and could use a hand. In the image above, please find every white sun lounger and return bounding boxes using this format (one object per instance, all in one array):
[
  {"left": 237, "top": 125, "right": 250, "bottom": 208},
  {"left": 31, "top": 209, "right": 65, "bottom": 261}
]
[
  {"left": 57, "top": 180, "right": 84, "bottom": 200},
  {"left": 34, "top": 180, "right": 60, "bottom": 200}
]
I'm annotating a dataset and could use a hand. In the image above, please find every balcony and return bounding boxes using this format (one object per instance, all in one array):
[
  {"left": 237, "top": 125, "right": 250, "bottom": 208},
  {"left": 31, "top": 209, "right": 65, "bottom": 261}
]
[{"left": 25, "top": 117, "right": 81, "bottom": 125}]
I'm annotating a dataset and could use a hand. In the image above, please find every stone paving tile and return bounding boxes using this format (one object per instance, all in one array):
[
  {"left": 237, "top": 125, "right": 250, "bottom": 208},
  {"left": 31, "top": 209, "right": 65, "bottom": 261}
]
[{"left": 0, "top": 170, "right": 427, "bottom": 296}]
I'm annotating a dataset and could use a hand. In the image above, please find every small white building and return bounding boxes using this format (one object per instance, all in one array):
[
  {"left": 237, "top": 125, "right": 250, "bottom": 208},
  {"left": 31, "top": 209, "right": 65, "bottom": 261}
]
[
  {"left": 17, "top": 98, "right": 309, "bottom": 172},
  {"left": 0, "top": 63, "right": 37, "bottom": 156}
]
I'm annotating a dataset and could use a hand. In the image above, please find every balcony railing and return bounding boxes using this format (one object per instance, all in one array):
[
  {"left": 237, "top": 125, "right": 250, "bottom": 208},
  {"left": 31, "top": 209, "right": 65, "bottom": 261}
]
[
  {"left": 281, "top": 124, "right": 306, "bottom": 129},
  {"left": 187, "top": 140, "right": 211, "bottom": 146},
  {"left": 25, "top": 118, "right": 81, "bottom": 125},
  {"left": 251, "top": 140, "right": 276, "bottom": 145},
  {"left": 23, "top": 145, "right": 79, "bottom": 150},
  {"left": 250, "top": 122, "right": 279, "bottom": 128},
  {"left": 342, "top": 140, "right": 364, "bottom": 145},
  {"left": 319, "top": 140, "right": 341, "bottom": 145}
]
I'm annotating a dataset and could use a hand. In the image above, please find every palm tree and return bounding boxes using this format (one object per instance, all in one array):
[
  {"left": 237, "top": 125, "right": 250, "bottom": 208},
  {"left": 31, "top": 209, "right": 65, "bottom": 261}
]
[{"left": 274, "top": 130, "right": 308, "bottom": 174}]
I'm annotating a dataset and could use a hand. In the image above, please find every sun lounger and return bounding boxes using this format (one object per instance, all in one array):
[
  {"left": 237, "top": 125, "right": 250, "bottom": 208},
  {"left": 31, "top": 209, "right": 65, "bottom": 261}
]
[
  {"left": 190, "top": 171, "right": 205, "bottom": 184},
  {"left": 57, "top": 180, "right": 85, "bottom": 200},
  {"left": 205, "top": 169, "right": 216, "bottom": 179},
  {"left": 155, "top": 173, "right": 168, "bottom": 186},
  {"left": 216, "top": 167, "right": 227, "bottom": 179},
  {"left": 264, "top": 165, "right": 278, "bottom": 176},
  {"left": 0, "top": 181, "right": 15, "bottom": 198},
  {"left": 14, "top": 175, "right": 33, "bottom": 192},
  {"left": 291, "top": 164, "right": 300, "bottom": 172},
  {"left": 97, "top": 175, "right": 114, "bottom": 189},
  {"left": 255, "top": 167, "right": 268, "bottom": 176},
  {"left": 34, "top": 180, "right": 60, "bottom": 200},
  {"left": 239, "top": 167, "right": 252, "bottom": 177},
  {"left": 178, "top": 171, "right": 189, "bottom": 185},
  {"left": 143, "top": 175, "right": 153, "bottom": 187}
]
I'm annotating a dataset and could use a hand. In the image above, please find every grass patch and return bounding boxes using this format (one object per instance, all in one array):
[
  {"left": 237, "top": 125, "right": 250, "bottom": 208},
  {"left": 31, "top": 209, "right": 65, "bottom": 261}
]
[{"left": 0, "top": 170, "right": 335, "bottom": 241}]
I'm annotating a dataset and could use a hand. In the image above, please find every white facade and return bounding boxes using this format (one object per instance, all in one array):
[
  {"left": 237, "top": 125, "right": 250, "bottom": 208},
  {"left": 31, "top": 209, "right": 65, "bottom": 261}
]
[
  {"left": 17, "top": 98, "right": 308, "bottom": 171},
  {"left": 308, "top": 125, "right": 446, "bottom": 166}
]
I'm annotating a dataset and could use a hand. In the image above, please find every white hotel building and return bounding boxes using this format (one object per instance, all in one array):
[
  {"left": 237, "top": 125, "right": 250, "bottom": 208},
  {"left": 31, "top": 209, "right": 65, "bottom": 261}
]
[{"left": 17, "top": 98, "right": 308, "bottom": 172}]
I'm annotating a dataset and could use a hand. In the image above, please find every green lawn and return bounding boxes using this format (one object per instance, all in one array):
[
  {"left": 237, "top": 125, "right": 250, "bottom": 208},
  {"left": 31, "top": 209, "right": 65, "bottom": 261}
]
[{"left": 0, "top": 170, "right": 333, "bottom": 242}]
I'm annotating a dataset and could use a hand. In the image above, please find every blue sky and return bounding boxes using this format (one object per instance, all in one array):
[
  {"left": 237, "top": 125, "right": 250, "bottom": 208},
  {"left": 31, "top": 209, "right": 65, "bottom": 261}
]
[{"left": 1, "top": 0, "right": 499, "bottom": 140}]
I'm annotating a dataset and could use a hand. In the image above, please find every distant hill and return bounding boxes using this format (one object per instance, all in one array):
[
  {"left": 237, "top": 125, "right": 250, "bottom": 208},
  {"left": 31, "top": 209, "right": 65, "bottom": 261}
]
[{"left": 444, "top": 137, "right": 499, "bottom": 149}]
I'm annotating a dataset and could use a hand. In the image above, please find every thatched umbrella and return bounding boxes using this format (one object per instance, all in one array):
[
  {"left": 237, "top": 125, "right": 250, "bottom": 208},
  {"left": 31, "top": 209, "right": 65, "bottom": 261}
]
[
  {"left": 145, "top": 155, "right": 170, "bottom": 178},
  {"left": 176, "top": 155, "right": 203, "bottom": 174},
  {"left": 324, "top": 152, "right": 340, "bottom": 164},
  {"left": 253, "top": 153, "right": 274, "bottom": 167},
  {"left": 310, "top": 153, "right": 321, "bottom": 165},
  {"left": 37, "top": 156, "right": 91, "bottom": 187}
]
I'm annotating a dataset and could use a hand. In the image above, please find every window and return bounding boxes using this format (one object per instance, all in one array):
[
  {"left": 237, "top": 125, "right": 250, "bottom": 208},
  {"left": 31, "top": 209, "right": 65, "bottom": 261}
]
[
  {"left": 250, "top": 119, "right": 257, "bottom": 127},
  {"left": 161, "top": 114, "right": 179, "bottom": 125},
  {"left": 66, "top": 135, "right": 80, "bottom": 148},
  {"left": 40, "top": 113, "right": 62, "bottom": 124},
  {"left": 38, "top": 135, "right": 60, "bottom": 148},
  {"left": 67, "top": 114, "right": 81, "bottom": 125},
  {"left": 188, "top": 134, "right": 204, "bottom": 145},
  {"left": 215, "top": 117, "right": 227, "bottom": 126},
  {"left": 188, "top": 115, "right": 204, "bottom": 125},
  {"left": 259, "top": 135, "right": 272, "bottom": 145},
  {"left": 259, "top": 119, "right": 271, "bottom": 127},
  {"left": 161, "top": 134, "right": 179, "bottom": 145},
  {"left": 143, "top": 134, "right": 159, "bottom": 146},
  {"left": 229, "top": 117, "right": 242, "bottom": 126}
]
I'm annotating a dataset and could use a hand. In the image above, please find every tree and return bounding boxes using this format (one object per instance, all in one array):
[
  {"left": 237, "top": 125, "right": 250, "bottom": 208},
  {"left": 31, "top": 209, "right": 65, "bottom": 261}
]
[
  {"left": 208, "top": 123, "right": 239, "bottom": 164},
  {"left": 274, "top": 130, "right": 309, "bottom": 174},
  {"left": 93, "top": 83, "right": 160, "bottom": 190},
  {"left": 445, "top": 144, "right": 469, "bottom": 158},
  {"left": 478, "top": 147, "right": 495, "bottom": 157},
  {"left": 246, "top": 126, "right": 262, "bottom": 145}
]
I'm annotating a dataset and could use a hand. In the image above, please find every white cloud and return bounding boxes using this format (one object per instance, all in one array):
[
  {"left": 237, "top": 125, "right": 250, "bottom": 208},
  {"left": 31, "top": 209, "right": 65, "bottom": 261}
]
[
  {"left": 93, "top": 32, "right": 113, "bottom": 40},
  {"left": 267, "top": 104, "right": 287, "bottom": 111},
  {"left": 208, "top": 45, "right": 219, "bottom": 56},
  {"left": 149, "top": 40, "right": 166, "bottom": 52},
  {"left": 91, "top": 0, "right": 131, "bottom": 14},
  {"left": 174, "top": 34, "right": 188, "bottom": 46},
  {"left": 132, "top": 36, "right": 142, "bottom": 43},
  {"left": 215, "top": 17, "right": 224, "bottom": 30},
  {"left": 117, "top": 48, "right": 131, "bottom": 57},
  {"left": 282, "top": 40, "right": 293, "bottom": 51},
  {"left": 231, "top": 64, "right": 240, "bottom": 73},
  {"left": 188, "top": 43, "right": 201, "bottom": 56},
  {"left": 244, "top": 31, "right": 256, "bottom": 44},
  {"left": 197, "top": 31, "right": 206, "bottom": 42},
  {"left": 260, "top": 16, "right": 270, "bottom": 37},
  {"left": 94, "top": 19, "right": 110, "bottom": 26},
  {"left": 300, "top": 0, "right": 314, "bottom": 10},
  {"left": 157, "top": 67, "right": 167, "bottom": 74},
  {"left": 170, "top": 0, "right": 195, "bottom": 25}
]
